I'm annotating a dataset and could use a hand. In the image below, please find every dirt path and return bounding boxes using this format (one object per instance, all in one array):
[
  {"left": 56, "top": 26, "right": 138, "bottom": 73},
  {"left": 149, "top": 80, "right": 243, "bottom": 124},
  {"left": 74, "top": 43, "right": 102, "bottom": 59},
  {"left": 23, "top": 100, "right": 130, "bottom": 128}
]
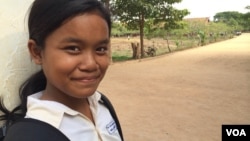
[{"left": 99, "top": 33, "right": 250, "bottom": 141}]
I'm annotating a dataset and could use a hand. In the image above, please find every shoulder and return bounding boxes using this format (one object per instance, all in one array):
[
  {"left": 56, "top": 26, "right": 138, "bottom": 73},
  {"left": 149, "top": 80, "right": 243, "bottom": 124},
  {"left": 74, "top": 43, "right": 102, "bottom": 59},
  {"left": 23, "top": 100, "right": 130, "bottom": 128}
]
[{"left": 4, "top": 118, "right": 69, "bottom": 141}]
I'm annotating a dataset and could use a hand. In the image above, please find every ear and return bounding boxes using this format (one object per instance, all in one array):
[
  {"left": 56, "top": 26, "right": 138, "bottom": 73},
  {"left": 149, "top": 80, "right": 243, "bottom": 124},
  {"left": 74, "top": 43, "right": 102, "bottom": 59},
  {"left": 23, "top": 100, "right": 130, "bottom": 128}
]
[{"left": 28, "top": 39, "right": 42, "bottom": 65}]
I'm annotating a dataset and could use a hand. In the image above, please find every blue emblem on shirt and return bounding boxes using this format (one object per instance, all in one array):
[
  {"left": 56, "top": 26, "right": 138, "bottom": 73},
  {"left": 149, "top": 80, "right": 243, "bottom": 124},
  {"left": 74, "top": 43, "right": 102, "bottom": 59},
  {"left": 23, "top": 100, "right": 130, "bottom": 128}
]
[{"left": 106, "top": 120, "right": 117, "bottom": 134}]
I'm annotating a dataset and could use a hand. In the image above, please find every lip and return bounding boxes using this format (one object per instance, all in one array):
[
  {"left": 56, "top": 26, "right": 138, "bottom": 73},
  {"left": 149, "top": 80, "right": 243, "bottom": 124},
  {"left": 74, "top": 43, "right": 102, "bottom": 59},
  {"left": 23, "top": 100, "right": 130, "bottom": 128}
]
[{"left": 71, "top": 75, "right": 100, "bottom": 83}]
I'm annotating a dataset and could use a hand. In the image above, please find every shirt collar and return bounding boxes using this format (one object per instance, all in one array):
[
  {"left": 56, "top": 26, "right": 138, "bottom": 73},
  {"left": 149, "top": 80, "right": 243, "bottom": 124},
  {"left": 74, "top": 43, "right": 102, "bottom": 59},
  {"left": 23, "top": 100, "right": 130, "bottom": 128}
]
[{"left": 26, "top": 91, "right": 101, "bottom": 128}]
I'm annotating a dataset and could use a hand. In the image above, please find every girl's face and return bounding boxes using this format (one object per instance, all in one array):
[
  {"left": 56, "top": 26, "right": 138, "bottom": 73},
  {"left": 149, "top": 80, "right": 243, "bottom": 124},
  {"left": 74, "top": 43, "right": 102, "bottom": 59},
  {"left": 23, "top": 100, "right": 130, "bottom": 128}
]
[{"left": 32, "top": 12, "right": 110, "bottom": 100}]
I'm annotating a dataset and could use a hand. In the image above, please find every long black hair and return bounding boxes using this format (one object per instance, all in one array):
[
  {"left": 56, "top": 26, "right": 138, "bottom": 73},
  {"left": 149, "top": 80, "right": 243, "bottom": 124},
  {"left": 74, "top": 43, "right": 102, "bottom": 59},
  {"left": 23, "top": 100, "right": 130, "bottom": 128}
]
[{"left": 0, "top": 0, "right": 111, "bottom": 126}]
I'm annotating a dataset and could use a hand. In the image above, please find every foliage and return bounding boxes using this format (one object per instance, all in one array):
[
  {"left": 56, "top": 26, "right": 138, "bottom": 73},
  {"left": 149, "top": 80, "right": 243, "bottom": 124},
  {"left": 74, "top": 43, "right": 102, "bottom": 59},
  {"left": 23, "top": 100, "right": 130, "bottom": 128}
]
[
  {"left": 213, "top": 11, "right": 248, "bottom": 31},
  {"left": 197, "top": 30, "right": 205, "bottom": 46},
  {"left": 112, "top": 55, "right": 132, "bottom": 62},
  {"left": 214, "top": 11, "right": 243, "bottom": 23},
  {"left": 112, "top": 0, "right": 185, "bottom": 29},
  {"left": 111, "top": 0, "right": 189, "bottom": 58},
  {"left": 111, "top": 22, "right": 139, "bottom": 37},
  {"left": 242, "top": 12, "right": 250, "bottom": 31}
]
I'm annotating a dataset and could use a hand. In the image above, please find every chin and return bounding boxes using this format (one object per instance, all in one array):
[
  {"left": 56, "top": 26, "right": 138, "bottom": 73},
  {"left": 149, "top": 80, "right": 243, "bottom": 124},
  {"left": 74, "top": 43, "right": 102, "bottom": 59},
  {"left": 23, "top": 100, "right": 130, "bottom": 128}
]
[{"left": 71, "top": 89, "right": 97, "bottom": 99}]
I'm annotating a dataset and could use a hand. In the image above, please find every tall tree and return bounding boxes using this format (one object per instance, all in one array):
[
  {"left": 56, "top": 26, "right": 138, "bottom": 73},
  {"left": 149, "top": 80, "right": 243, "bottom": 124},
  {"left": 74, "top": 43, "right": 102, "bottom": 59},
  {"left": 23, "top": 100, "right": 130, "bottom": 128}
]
[
  {"left": 213, "top": 11, "right": 247, "bottom": 31},
  {"left": 214, "top": 11, "right": 243, "bottom": 23},
  {"left": 242, "top": 12, "right": 250, "bottom": 31},
  {"left": 112, "top": 0, "right": 189, "bottom": 58}
]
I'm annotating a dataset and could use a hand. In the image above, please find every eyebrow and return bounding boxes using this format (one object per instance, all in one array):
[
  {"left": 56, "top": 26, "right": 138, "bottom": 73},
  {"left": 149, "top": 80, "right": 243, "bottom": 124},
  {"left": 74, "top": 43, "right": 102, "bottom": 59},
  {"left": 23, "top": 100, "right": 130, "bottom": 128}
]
[{"left": 61, "top": 37, "right": 110, "bottom": 45}]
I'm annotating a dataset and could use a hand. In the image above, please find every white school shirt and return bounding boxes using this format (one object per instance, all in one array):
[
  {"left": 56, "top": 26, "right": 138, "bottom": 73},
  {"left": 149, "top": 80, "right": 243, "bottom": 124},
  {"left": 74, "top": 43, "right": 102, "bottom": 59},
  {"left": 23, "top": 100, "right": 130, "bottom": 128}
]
[{"left": 25, "top": 91, "right": 121, "bottom": 141}]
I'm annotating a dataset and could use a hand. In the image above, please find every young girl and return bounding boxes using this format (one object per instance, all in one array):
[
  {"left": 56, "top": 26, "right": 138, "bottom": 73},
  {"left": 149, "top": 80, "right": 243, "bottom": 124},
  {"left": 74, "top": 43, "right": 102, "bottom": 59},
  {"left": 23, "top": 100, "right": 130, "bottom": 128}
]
[{"left": 0, "top": 0, "right": 123, "bottom": 141}]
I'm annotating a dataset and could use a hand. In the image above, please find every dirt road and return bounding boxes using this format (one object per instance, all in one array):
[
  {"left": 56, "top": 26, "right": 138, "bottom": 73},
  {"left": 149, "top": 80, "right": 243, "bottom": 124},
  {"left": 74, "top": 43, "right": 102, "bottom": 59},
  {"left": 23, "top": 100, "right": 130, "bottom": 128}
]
[{"left": 99, "top": 33, "right": 250, "bottom": 141}]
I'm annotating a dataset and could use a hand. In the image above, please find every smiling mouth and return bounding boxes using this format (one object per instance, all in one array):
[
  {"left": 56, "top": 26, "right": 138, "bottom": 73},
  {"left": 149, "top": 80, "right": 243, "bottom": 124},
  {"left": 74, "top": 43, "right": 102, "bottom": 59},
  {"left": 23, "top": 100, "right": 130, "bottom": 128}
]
[
  {"left": 77, "top": 78, "right": 97, "bottom": 82},
  {"left": 72, "top": 75, "right": 101, "bottom": 84}
]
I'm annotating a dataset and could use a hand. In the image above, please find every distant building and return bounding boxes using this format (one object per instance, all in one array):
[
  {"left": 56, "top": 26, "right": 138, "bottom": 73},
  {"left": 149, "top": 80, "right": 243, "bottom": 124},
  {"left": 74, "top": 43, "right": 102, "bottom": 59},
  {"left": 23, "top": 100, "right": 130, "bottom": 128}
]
[{"left": 183, "top": 17, "right": 210, "bottom": 25}]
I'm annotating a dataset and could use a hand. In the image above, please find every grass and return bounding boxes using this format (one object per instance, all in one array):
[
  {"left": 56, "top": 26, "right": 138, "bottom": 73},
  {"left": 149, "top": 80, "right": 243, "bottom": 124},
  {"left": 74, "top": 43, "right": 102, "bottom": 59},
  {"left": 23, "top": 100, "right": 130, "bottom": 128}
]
[
  {"left": 110, "top": 35, "right": 234, "bottom": 62},
  {"left": 112, "top": 56, "right": 132, "bottom": 62}
]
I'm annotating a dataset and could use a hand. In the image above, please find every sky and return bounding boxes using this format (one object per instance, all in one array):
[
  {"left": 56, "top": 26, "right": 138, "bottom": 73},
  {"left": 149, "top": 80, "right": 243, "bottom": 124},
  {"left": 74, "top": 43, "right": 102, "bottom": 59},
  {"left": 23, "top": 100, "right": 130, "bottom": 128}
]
[{"left": 174, "top": 0, "right": 250, "bottom": 20}]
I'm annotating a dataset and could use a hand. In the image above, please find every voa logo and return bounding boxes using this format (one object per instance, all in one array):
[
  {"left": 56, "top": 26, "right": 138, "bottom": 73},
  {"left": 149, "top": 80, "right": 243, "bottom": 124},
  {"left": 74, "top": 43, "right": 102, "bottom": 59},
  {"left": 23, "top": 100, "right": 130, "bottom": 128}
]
[{"left": 226, "top": 129, "right": 246, "bottom": 136}]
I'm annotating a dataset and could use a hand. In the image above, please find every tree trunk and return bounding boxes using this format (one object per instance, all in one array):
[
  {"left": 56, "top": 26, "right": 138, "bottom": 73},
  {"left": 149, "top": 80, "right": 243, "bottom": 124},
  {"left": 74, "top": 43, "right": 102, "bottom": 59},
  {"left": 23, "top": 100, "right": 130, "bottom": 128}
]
[
  {"left": 139, "top": 12, "right": 145, "bottom": 58},
  {"left": 165, "top": 32, "right": 172, "bottom": 53},
  {"left": 131, "top": 42, "right": 140, "bottom": 59}
]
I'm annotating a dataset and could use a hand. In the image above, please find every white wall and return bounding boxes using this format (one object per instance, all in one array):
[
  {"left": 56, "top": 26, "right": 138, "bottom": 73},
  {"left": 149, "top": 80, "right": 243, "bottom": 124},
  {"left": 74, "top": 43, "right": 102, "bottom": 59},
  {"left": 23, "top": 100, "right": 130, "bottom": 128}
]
[{"left": 0, "top": 0, "right": 40, "bottom": 111}]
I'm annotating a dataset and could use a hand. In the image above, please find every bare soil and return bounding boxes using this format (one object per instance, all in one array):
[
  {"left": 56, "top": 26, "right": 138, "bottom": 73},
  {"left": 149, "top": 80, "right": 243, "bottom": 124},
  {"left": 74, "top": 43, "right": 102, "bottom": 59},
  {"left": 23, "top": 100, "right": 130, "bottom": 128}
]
[
  {"left": 99, "top": 33, "right": 250, "bottom": 141},
  {"left": 110, "top": 37, "right": 177, "bottom": 58}
]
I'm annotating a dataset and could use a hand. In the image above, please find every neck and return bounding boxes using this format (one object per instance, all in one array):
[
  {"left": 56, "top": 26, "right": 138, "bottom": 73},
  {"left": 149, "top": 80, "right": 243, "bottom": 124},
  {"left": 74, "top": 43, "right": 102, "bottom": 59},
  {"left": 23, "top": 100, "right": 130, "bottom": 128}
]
[{"left": 40, "top": 91, "right": 95, "bottom": 123}]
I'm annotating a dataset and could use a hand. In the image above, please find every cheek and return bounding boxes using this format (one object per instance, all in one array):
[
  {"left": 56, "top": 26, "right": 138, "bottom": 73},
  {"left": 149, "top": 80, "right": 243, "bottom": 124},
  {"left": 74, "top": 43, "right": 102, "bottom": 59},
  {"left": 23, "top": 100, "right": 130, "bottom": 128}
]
[
  {"left": 57, "top": 58, "right": 80, "bottom": 77},
  {"left": 98, "top": 57, "right": 110, "bottom": 72},
  {"left": 42, "top": 52, "right": 77, "bottom": 75}
]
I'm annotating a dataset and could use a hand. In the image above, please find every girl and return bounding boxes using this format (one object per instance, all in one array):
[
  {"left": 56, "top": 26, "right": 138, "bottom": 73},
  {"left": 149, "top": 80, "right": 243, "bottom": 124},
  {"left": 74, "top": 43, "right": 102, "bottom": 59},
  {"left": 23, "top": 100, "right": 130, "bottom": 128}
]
[{"left": 0, "top": 0, "right": 123, "bottom": 141}]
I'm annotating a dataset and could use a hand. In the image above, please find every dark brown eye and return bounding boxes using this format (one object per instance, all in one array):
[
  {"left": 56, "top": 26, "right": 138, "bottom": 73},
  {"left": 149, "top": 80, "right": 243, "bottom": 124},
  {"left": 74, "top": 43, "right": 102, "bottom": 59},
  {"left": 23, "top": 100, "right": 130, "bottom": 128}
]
[
  {"left": 64, "top": 46, "right": 81, "bottom": 54},
  {"left": 96, "top": 47, "right": 108, "bottom": 54}
]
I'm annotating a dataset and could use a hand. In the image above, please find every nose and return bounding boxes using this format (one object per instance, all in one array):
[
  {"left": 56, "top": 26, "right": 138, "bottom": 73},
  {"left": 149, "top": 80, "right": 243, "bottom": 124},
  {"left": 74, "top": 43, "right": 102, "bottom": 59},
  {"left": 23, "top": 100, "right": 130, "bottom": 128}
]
[{"left": 78, "top": 51, "right": 98, "bottom": 72}]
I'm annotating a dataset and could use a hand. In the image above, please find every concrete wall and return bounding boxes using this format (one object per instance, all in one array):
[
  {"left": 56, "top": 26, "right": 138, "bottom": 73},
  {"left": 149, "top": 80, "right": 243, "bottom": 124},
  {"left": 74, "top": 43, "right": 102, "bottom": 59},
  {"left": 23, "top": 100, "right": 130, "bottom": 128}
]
[{"left": 0, "top": 0, "right": 40, "bottom": 111}]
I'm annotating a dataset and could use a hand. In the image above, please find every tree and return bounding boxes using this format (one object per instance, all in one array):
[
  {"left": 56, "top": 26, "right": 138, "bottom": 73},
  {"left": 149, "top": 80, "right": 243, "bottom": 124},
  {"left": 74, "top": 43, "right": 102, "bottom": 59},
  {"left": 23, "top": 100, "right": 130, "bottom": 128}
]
[
  {"left": 242, "top": 12, "right": 250, "bottom": 31},
  {"left": 214, "top": 11, "right": 245, "bottom": 32},
  {"left": 162, "top": 8, "right": 189, "bottom": 52},
  {"left": 243, "top": 5, "right": 250, "bottom": 31},
  {"left": 213, "top": 11, "right": 244, "bottom": 27},
  {"left": 112, "top": 0, "right": 189, "bottom": 58}
]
